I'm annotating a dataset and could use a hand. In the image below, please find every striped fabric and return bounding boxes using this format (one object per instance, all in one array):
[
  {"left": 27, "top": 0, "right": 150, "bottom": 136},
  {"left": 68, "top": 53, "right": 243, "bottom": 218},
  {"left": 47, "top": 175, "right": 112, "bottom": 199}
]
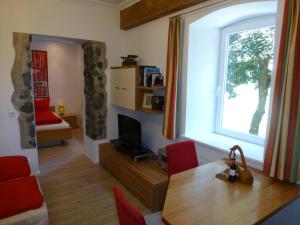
[
  {"left": 163, "top": 16, "right": 182, "bottom": 140},
  {"left": 263, "top": 0, "right": 300, "bottom": 183}
]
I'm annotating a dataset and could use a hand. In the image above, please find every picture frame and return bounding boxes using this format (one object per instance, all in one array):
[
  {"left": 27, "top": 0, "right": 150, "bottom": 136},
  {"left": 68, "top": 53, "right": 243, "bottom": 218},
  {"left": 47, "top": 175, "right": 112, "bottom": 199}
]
[
  {"left": 152, "top": 73, "right": 163, "bottom": 86},
  {"left": 32, "top": 50, "right": 49, "bottom": 98},
  {"left": 142, "top": 93, "right": 153, "bottom": 109}
]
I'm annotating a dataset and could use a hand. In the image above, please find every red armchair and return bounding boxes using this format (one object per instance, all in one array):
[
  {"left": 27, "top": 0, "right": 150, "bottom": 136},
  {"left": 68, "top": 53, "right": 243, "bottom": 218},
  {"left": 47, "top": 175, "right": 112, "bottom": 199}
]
[{"left": 0, "top": 156, "right": 45, "bottom": 220}]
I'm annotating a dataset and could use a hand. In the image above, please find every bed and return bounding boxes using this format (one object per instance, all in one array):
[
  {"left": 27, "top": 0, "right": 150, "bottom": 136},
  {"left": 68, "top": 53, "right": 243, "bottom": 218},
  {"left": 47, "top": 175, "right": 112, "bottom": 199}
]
[
  {"left": 36, "top": 114, "right": 72, "bottom": 144},
  {"left": 35, "top": 98, "right": 72, "bottom": 144}
]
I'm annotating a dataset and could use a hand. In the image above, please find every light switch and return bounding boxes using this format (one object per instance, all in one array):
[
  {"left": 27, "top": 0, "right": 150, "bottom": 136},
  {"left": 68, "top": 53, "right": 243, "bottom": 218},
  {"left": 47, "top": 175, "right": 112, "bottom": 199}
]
[{"left": 9, "top": 111, "right": 16, "bottom": 118}]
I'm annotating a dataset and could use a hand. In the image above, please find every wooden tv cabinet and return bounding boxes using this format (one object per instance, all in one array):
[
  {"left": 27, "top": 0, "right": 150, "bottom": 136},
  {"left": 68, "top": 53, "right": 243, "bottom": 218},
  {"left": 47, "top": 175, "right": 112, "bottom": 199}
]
[{"left": 99, "top": 142, "right": 168, "bottom": 212}]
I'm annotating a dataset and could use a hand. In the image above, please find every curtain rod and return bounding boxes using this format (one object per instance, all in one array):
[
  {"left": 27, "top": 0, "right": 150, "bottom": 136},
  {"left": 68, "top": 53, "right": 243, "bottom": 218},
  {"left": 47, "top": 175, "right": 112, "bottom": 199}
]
[{"left": 170, "top": 0, "right": 231, "bottom": 18}]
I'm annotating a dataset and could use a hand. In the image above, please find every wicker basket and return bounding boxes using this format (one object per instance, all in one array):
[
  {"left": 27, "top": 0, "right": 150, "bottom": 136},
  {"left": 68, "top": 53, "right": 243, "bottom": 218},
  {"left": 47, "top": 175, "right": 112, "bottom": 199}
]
[{"left": 229, "top": 145, "right": 254, "bottom": 185}]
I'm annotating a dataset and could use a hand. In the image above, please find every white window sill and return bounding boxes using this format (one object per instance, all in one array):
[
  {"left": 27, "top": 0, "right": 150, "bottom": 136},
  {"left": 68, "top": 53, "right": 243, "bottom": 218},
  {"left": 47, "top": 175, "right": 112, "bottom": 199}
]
[{"left": 183, "top": 131, "right": 264, "bottom": 170}]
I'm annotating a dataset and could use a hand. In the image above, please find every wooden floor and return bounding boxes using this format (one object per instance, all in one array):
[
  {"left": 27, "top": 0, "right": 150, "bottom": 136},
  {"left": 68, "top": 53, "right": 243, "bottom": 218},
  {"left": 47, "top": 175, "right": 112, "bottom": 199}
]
[{"left": 37, "top": 128, "right": 149, "bottom": 225}]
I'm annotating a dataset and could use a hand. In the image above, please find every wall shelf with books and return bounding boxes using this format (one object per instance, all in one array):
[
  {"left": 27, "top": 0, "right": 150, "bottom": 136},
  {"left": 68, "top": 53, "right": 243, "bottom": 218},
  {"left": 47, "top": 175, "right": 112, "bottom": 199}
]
[
  {"left": 110, "top": 65, "right": 165, "bottom": 114},
  {"left": 137, "top": 66, "right": 165, "bottom": 114}
]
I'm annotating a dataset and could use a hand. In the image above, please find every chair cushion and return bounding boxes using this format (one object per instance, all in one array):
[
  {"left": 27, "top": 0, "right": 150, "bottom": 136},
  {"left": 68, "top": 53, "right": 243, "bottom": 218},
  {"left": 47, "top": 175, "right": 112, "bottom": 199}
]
[
  {"left": 0, "top": 176, "right": 44, "bottom": 219},
  {"left": 0, "top": 156, "right": 31, "bottom": 182}
]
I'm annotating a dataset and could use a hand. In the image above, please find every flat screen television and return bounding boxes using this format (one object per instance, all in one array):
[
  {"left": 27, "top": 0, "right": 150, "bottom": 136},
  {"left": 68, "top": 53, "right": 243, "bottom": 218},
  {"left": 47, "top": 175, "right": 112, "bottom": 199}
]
[{"left": 118, "top": 114, "right": 142, "bottom": 153}]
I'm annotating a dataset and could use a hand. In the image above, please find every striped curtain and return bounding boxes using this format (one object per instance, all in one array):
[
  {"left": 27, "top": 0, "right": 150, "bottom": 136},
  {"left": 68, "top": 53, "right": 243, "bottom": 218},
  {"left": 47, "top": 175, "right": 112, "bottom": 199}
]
[
  {"left": 263, "top": 0, "right": 300, "bottom": 183},
  {"left": 163, "top": 16, "right": 182, "bottom": 140}
]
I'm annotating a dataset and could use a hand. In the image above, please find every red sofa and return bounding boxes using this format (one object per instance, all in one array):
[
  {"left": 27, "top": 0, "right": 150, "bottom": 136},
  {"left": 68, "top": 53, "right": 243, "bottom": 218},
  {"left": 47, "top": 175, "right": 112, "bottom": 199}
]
[{"left": 0, "top": 156, "right": 48, "bottom": 225}]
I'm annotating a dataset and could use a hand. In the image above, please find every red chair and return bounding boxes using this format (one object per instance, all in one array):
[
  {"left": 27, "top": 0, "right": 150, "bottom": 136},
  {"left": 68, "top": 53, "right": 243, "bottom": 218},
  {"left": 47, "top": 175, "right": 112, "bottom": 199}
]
[
  {"left": 113, "top": 186, "right": 147, "bottom": 225},
  {"left": 113, "top": 186, "right": 164, "bottom": 225},
  {"left": 166, "top": 141, "right": 199, "bottom": 177}
]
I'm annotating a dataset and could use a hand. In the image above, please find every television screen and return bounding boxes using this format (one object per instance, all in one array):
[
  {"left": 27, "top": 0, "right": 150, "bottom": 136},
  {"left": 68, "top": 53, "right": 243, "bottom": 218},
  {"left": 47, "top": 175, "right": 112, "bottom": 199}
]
[{"left": 118, "top": 114, "right": 141, "bottom": 151}]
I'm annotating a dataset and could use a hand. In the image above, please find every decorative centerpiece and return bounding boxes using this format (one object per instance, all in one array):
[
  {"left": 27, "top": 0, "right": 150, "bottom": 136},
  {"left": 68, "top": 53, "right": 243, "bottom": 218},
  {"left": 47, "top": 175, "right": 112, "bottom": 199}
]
[
  {"left": 121, "top": 55, "right": 138, "bottom": 66},
  {"left": 216, "top": 145, "right": 254, "bottom": 185},
  {"left": 151, "top": 96, "right": 164, "bottom": 111}
]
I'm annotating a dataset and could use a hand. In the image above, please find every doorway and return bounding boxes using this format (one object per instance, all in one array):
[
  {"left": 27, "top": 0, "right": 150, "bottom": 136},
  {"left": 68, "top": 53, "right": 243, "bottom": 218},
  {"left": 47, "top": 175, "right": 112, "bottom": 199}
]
[{"left": 11, "top": 32, "right": 108, "bottom": 157}]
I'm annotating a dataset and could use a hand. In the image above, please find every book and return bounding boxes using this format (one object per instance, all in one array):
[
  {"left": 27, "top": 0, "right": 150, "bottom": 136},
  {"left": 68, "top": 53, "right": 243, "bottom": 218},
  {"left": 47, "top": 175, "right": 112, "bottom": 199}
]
[
  {"left": 143, "top": 67, "right": 161, "bottom": 87},
  {"left": 139, "top": 66, "right": 156, "bottom": 86}
]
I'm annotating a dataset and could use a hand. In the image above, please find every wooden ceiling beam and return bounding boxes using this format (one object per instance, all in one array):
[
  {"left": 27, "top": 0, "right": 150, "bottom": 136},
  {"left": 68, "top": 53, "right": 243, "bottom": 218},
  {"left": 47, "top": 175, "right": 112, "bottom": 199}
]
[{"left": 120, "top": 0, "right": 210, "bottom": 30}]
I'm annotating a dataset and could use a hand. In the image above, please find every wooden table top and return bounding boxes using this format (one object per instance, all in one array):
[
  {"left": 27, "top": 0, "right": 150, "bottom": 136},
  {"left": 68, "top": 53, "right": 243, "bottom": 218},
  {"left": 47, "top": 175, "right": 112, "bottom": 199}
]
[{"left": 162, "top": 160, "right": 300, "bottom": 225}]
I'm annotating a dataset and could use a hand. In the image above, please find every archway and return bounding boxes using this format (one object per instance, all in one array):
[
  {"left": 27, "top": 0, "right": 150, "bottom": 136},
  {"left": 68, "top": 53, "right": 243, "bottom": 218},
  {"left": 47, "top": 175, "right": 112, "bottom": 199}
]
[{"left": 11, "top": 32, "right": 108, "bottom": 149}]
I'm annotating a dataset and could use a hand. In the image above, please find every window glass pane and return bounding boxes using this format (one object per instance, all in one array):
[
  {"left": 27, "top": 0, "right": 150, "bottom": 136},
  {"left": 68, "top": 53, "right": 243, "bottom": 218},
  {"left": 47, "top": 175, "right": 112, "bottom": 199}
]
[{"left": 220, "top": 26, "right": 275, "bottom": 138}]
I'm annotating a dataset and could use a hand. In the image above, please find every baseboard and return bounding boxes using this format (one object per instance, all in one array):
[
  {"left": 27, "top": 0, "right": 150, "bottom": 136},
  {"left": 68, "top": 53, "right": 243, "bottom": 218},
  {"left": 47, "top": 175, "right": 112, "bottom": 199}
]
[{"left": 84, "top": 152, "right": 99, "bottom": 164}]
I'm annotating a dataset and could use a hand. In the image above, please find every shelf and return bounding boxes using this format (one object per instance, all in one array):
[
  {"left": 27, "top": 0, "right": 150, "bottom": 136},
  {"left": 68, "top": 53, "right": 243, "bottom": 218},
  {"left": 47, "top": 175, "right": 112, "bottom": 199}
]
[
  {"left": 138, "top": 86, "right": 165, "bottom": 91},
  {"left": 137, "top": 107, "right": 164, "bottom": 114},
  {"left": 110, "top": 67, "right": 165, "bottom": 114},
  {"left": 111, "top": 66, "right": 137, "bottom": 69}
]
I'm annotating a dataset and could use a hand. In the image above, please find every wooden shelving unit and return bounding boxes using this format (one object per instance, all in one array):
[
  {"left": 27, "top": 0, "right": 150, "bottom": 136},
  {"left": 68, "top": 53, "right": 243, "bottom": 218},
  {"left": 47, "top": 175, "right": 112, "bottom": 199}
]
[
  {"left": 110, "top": 66, "right": 165, "bottom": 114},
  {"left": 110, "top": 66, "right": 138, "bottom": 110},
  {"left": 137, "top": 85, "right": 165, "bottom": 114}
]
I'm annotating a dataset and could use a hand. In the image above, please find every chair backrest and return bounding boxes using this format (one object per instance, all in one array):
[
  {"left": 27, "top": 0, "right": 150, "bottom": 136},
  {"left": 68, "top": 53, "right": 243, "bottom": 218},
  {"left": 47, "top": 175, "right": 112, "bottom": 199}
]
[
  {"left": 113, "top": 186, "right": 147, "bottom": 225},
  {"left": 167, "top": 141, "right": 199, "bottom": 177}
]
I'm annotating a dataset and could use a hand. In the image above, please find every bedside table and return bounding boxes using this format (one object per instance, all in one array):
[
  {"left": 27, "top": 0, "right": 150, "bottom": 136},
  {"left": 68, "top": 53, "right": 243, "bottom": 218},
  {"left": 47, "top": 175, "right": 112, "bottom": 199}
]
[{"left": 61, "top": 113, "right": 77, "bottom": 128}]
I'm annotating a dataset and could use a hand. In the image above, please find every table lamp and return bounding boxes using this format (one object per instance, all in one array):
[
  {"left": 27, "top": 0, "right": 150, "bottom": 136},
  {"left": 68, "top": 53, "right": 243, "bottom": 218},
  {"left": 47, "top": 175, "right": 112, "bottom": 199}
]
[{"left": 58, "top": 104, "right": 65, "bottom": 116}]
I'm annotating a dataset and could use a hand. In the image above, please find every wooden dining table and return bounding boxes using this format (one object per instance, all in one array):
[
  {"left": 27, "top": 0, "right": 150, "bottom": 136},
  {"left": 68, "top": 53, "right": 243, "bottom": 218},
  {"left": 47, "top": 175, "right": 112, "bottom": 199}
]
[{"left": 162, "top": 160, "right": 300, "bottom": 225}]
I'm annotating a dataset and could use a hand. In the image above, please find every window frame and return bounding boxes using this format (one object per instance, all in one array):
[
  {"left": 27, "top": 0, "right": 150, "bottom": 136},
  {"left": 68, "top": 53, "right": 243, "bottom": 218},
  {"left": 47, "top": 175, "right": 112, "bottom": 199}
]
[{"left": 215, "top": 16, "right": 276, "bottom": 145}]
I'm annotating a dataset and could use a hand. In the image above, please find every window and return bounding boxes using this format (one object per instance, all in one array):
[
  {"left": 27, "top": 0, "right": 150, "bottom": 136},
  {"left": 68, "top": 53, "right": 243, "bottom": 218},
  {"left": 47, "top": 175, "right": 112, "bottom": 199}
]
[
  {"left": 216, "top": 18, "right": 275, "bottom": 145},
  {"left": 184, "top": 2, "right": 277, "bottom": 163}
]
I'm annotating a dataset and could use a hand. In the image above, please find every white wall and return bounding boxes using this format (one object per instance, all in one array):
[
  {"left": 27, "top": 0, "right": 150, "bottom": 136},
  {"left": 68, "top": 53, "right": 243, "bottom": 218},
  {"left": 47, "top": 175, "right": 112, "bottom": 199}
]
[
  {"left": 185, "top": 27, "right": 220, "bottom": 138},
  {"left": 105, "top": 17, "right": 173, "bottom": 154},
  {"left": 31, "top": 40, "right": 84, "bottom": 127},
  {"left": 0, "top": 0, "right": 128, "bottom": 173}
]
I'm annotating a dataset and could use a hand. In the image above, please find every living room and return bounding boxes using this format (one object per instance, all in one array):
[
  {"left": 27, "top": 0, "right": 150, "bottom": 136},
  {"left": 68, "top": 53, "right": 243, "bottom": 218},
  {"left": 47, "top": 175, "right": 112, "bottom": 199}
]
[{"left": 0, "top": 0, "right": 300, "bottom": 224}]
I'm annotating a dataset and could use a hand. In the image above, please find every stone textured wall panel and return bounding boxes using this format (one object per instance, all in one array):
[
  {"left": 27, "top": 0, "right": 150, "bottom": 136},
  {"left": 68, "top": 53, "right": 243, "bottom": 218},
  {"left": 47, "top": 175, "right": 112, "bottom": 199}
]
[
  {"left": 82, "top": 41, "right": 107, "bottom": 140},
  {"left": 11, "top": 33, "right": 36, "bottom": 148}
]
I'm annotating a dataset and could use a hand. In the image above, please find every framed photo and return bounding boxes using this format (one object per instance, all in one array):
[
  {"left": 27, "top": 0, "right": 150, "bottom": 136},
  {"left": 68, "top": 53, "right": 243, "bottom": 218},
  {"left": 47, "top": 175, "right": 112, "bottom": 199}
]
[
  {"left": 142, "top": 93, "right": 153, "bottom": 109},
  {"left": 151, "top": 73, "right": 163, "bottom": 86}
]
